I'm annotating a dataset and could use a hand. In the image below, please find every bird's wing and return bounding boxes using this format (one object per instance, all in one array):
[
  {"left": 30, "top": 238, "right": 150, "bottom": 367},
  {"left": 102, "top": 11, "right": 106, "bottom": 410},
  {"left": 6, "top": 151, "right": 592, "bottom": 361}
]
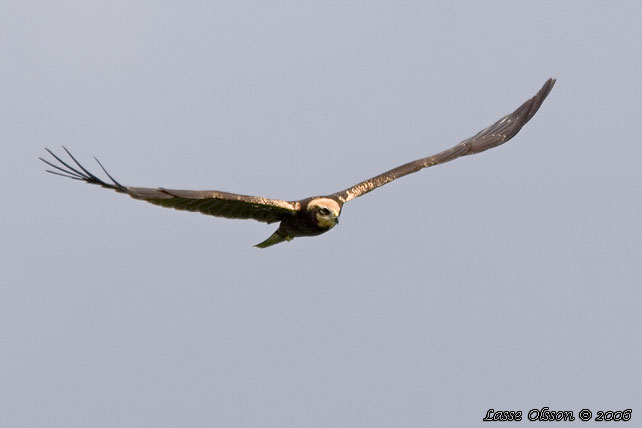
[
  {"left": 40, "top": 147, "right": 300, "bottom": 224},
  {"left": 331, "top": 78, "right": 556, "bottom": 203}
]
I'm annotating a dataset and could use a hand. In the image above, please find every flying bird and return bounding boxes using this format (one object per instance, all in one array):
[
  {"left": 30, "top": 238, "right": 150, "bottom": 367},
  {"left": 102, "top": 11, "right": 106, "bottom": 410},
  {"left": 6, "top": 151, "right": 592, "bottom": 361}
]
[{"left": 41, "top": 78, "right": 555, "bottom": 248}]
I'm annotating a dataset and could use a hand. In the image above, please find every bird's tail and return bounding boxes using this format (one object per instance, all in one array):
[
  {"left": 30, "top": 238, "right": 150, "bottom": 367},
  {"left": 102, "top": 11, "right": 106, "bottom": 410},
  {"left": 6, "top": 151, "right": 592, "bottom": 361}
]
[{"left": 254, "top": 230, "right": 289, "bottom": 248}]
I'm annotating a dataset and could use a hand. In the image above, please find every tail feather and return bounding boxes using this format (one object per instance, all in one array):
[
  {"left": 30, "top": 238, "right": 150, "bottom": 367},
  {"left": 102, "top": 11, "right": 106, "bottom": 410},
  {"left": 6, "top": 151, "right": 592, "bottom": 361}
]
[{"left": 254, "top": 230, "right": 289, "bottom": 248}]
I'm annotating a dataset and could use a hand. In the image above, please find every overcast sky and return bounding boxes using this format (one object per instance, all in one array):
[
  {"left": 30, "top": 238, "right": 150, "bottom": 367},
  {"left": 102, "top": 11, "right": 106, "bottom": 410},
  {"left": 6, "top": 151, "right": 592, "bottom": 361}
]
[{"left": 2, "top": 1, "right": 641, "bottom": 427}]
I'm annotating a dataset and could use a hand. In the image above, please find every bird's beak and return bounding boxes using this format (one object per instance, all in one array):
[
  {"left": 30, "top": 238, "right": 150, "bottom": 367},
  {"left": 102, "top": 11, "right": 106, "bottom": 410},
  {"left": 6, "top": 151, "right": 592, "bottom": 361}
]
[{"left": 335, "top": 216, "right": 339, "bottom": 226}]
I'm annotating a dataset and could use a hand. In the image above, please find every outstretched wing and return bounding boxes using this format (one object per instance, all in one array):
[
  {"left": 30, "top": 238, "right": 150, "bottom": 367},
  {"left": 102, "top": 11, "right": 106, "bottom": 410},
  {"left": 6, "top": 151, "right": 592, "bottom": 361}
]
[
  {"left": 40, "top": 147, "right": 300, "bottom": 224},
  {"left": 332, "top": 78, "right": 556, "bottom": 203}
]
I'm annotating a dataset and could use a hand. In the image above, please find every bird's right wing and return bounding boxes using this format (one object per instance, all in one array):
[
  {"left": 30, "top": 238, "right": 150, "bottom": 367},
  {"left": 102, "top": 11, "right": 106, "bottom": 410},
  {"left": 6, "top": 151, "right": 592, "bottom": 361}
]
[
  {"left": 331, "top": 78, "right": 556, "bottom": 203},
  {"left": 40, "top": 148, "right": 300, "bottom": 224}
]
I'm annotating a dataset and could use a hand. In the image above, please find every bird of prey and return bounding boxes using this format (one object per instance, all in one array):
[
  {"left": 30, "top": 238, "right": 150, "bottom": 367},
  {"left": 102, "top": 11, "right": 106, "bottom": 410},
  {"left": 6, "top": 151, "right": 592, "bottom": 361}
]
[{"left": 41, "top": 78, "right": 555, "bottom": 248}]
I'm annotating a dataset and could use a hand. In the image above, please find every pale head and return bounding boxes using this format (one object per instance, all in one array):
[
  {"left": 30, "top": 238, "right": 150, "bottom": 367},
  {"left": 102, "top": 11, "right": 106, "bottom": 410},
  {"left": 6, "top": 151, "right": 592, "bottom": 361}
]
[{"left": 307, "top": 198, "right": 341, "bottom": 228}]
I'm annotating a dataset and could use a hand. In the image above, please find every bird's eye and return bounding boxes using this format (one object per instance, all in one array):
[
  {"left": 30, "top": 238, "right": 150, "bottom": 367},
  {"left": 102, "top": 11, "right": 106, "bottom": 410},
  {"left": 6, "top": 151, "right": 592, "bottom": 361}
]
[{"left": 319, "top": 207, "right": 330, "bottom": 215}]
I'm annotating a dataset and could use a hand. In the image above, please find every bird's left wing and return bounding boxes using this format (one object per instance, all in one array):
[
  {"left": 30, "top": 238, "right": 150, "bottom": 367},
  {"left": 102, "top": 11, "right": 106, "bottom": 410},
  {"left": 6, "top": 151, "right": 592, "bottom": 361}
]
[
  {"left": 331, "top": 78, "right": 556, "bottom": 203},
  {"left": 40, "top": 148, "right": 300, "bottom": 224}
]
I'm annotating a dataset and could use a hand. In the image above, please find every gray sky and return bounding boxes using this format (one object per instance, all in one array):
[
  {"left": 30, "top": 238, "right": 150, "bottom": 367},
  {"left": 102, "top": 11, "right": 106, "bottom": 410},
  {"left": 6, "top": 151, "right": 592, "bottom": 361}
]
[{"left": 2, "top": 1, "right": 641, "bottom": 427}]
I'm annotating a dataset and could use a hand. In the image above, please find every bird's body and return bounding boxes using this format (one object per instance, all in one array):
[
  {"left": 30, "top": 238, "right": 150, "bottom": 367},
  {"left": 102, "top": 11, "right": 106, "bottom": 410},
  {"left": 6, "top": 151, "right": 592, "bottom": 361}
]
[
  {"left": 256, "top": 197, "right": 343, "bottom": 248},
  {"left": 41, "top": 78, "right": 555, "bottom": 248}
]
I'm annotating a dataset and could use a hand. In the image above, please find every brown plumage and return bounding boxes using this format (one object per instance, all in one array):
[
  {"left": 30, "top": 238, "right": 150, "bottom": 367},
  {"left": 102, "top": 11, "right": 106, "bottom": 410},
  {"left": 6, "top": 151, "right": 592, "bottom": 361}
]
[{"left": 40, "top": 78, "right": 555, "bottom": 248}]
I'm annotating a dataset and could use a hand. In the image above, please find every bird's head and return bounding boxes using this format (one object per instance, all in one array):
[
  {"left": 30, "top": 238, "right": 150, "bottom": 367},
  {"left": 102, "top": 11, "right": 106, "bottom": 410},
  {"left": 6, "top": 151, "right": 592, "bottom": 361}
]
[{"left": 308, "top": 198, "right": 341, "bottom": 229}]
